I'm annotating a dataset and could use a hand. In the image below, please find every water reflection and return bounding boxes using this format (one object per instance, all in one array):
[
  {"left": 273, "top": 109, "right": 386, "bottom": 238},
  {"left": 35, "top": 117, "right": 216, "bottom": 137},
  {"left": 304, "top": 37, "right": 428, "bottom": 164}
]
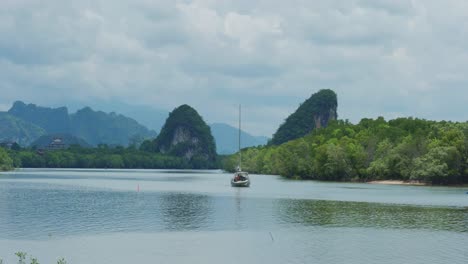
[
  {"left": 159, "top": 193, "right": 213, "bottom": 230},
  {"left": 276, "top": 199, "right": 468, "bottom": 232},
  {"left": 233, "top": 188, "right": 244, "bottom": 230},
  {"left": 1, "top": 169, "right": 468, "bottom": 264},
  {"left": 1, "top": 177, "right": 467, "bottom": 242},
  {"left": 0, "top": 183, "right": 214, "bottom": 239}
]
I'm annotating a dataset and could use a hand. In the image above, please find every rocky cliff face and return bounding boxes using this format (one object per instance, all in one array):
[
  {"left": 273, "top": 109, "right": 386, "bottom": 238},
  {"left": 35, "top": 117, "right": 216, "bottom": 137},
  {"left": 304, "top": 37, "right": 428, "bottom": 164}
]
[
  {"left": 151, "top": 104, "right": 216, "bottom": 167},
  {"left": 269, "top": 89, "right": 338, "bottom": 145},
  {"left": 313, "top": 105, "right": 337, "bottom": 129}
]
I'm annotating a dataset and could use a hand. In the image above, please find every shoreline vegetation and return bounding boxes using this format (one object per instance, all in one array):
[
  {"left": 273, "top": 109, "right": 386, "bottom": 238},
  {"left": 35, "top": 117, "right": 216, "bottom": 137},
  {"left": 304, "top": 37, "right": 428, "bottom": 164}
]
[
  {"left": 1, "top": 118, "right": 467, "bottom": 186},
  {"left": 222, "top": 117, "right": 468, "bottom": 186},
  {"left": 2, "top": 119, "right": 468, "bottom": 186},
  {"left": 1, "top": 145, "right": 217, "bottom": 171},
  {"left": 1, "top": 91, "right": 466, "bottom": 186}
]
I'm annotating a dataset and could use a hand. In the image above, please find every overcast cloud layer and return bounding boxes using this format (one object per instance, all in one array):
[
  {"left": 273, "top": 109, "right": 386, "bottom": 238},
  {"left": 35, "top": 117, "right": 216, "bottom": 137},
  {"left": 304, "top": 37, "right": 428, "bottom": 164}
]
[{"left": 0, "top": 0, "right": 467, "bottom": 136}]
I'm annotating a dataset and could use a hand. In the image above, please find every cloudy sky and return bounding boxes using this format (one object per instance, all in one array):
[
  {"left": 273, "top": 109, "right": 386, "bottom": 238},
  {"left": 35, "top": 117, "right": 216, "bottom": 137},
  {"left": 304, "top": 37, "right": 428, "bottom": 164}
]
[{"left": 0, "top": 0, "right": 467, "bottom": 137}]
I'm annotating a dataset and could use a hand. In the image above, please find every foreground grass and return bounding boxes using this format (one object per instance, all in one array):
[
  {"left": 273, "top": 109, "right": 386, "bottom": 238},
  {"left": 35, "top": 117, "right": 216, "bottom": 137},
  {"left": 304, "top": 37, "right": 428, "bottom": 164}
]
[{"left": 0, "top": 252, "right": 66, "bottom": 264}]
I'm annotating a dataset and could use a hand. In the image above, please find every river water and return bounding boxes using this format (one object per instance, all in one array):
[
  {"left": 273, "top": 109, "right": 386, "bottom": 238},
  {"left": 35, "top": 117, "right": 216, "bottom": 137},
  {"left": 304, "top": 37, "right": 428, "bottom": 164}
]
[{"left": 0, "top": 169, "right": 467, "bottom": 264}]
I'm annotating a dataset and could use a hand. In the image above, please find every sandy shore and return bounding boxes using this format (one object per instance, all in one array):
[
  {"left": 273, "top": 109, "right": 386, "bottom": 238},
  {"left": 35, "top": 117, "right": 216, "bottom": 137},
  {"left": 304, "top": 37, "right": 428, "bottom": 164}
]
[{"left": 367, "top": 180, "right": 427, "bottom": 186}]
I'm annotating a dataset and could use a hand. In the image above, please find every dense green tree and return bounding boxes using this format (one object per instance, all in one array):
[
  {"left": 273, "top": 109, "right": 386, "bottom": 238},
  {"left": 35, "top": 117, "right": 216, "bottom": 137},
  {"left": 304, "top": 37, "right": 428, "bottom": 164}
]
[
  {"left": 0, "top": 147, "right": 13, "bottom": 171},
  {"left": 222, "top": 118, "right": 468, "bottom": 185}
]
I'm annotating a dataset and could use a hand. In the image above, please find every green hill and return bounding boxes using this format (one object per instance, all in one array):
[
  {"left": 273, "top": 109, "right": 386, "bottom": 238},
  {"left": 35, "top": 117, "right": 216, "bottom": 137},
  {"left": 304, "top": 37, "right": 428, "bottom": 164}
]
[
  {"left": 70, "top": 107, "right": 156, "bottom": 146},
  {"left": 144, "top": 104, "right": 216, "bottom": 168},
  {"left": 5, "top": 101, "right": 156, "bottom": 147},
  {"left": 0, "top": 112, "right": 46, "bottom": 146},
  {"left": 269, "top": 89, "right": 337, "bottom": 145},
  {"left": 8, "top": 101, "right": 71, "bottom": 134}
]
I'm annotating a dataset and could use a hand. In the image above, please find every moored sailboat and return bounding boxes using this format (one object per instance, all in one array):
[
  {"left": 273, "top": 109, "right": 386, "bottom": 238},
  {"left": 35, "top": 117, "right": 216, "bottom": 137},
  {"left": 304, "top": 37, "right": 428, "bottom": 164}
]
[{"left": 231, "top": 104, "right": 250, "bottom": 187}]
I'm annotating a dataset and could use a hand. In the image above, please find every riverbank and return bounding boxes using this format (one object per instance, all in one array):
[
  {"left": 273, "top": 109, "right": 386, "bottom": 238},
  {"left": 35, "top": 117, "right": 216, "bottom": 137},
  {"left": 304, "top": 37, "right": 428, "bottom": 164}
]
[{"left": 367, "top": 180, "right": 428, "bottom": 186}]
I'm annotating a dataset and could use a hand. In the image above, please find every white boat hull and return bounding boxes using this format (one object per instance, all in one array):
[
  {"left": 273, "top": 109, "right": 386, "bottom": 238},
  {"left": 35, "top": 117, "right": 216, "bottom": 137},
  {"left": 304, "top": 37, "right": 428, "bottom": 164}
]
[{"left": 231, "top": 179, "right": 250, "bottom": 187}]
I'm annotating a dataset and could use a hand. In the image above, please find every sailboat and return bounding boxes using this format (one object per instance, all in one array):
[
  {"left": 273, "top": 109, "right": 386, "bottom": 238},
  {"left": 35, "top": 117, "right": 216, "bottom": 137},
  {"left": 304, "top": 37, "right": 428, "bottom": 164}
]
[{"left": 231, "top": 104, "right": 250, "bottom": 187}]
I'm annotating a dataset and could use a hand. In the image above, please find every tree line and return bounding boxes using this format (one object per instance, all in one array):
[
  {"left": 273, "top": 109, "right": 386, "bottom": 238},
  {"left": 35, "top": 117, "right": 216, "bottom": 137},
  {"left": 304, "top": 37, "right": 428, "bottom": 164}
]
[
  {"left": 3, "top": 116, "right": 468, "bottom": 185},
  {"left": 2, "top": 144, "right": 218, "bottom": 170},
  {"left": 222, "top": 117, "right": 468, "bottom": 185}
]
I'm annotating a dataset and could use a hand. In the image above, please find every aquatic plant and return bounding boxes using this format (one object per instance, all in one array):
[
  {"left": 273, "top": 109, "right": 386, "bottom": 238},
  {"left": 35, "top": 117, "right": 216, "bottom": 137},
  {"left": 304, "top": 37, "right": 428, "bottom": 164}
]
[
  {"left": 15, "top": 252, "right": 27, "bottom": 264},
  {"left": 0, "top": 253, "right": 66, "bottom": 264}
]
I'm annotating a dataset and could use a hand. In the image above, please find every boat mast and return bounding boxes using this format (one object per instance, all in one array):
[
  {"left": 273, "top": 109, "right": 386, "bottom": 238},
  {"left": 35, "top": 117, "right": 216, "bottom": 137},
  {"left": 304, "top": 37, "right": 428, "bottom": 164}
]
[{"left": 238, "top": 104, "right": 242, "bottom": 171}]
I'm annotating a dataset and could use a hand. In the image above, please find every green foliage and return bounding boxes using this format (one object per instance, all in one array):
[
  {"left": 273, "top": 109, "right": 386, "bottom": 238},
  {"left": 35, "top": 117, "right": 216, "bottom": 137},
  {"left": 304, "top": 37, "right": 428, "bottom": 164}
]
[
  {"left": 8, "top": 145, "right": 202, "bottom": 169},
  {"left": 0, "top": 147, "right": 14, "bottom": 171},
  {"left": 270, "top": 89, "right": 337, "bottom": 145},
  {"left": 0, "top": 112, "right": 46, "bottom": 146},
  {"left": 222, "top": 118, "right": 468, "bottom": 185},
  {"left": 1, "top": 252, "right": 66, "bottom": 264},
  {"left": 15, "top": 252, "right": 26, "bottom": 264},
  {"left": 148, "top": 105, "right": 217, "bottom": 168}
]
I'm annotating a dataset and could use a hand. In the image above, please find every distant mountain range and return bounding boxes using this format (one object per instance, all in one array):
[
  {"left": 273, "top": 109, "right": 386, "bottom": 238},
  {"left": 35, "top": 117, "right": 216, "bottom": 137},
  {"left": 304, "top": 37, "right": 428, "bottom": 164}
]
[
  {"left": 1, "top": 101, "right": 156, "bottom": 147},
  {"left": 69, "top": 107, "right": 157, "bottom": 146},
  {"left": 0, "top": 101, "right": 268, "bottom": 153},
  {"left": 210, "top": 123, "right": 269, "bottom": 154}
]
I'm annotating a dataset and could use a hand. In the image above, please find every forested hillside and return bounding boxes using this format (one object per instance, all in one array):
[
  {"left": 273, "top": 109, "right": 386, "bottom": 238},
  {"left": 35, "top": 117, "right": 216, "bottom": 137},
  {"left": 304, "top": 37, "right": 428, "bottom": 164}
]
[
  {"left": 4, "top": 101, "right": 155, "bottom": 147},
  {"left": 8, "top": 101, "right": 71, "bottom": 134},
  {"left": 0, "top": 112, "right": 46, "bottom": 146},
  {"left": 70, "top": 107, "right": 155, "bottom": 146},
  {"left": 223, "top": 118, "right": 468, "bottom": 185}
]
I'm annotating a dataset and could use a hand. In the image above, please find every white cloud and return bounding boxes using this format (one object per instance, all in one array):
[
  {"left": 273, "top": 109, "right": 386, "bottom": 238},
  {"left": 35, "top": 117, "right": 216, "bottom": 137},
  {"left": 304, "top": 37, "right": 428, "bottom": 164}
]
[
  {"left": 0, "top": 0, "right": 467, "bottom": 137},
  {"left": 224, "top": 12, "right": 282, "bottom": 51}
]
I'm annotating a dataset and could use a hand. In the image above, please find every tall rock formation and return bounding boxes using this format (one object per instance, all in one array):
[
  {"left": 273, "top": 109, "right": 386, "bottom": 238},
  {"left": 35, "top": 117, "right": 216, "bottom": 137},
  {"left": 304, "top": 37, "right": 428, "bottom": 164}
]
[
  {"left": 269, "top": 89, "right": 338, "bottom": 145},
  {"left": 151, "top": 105, "right": 216, "bottom": 168}
]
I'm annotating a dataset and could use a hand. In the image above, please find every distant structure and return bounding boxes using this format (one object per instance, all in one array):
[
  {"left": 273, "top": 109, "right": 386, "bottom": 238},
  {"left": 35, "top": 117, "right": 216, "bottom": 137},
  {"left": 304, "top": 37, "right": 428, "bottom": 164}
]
[{"left": 46, "top": 137, "right": 66, "bottom": 150}]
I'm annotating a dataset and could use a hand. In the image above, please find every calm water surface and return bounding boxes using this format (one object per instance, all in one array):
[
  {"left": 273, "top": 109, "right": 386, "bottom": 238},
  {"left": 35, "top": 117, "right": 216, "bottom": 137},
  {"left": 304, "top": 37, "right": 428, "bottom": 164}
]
[{"left": 0, "top": 169, "right": 467, "bottom": 264}]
